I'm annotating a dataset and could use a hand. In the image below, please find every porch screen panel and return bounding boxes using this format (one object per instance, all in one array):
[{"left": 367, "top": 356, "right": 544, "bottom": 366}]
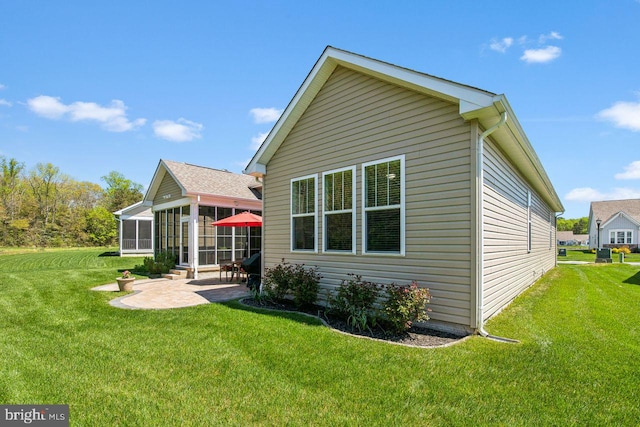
[
  {"left": 217, "top": 207, "right": 233, "bottom": 263},
  {"left": 122, "top": 220, "right": 136, "bottom": 250},
  {"left": 198, "top": 206, "right": 216, "bottom": 265},
  {"left": 138, "top": 221, "right": 152, "bottom": 250}
]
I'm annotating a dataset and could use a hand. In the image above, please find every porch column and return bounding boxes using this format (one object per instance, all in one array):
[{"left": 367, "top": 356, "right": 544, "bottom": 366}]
[
  {"left": 118, "top": 218, "right": 123, "bottom": 255},
  {"left": 190, "top": 199, "right": 199, "bottom": 279}
]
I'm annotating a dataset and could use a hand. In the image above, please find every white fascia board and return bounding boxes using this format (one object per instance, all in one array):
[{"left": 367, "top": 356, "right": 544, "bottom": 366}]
[
  {"left": 466, "top": 95, "right": 563, "bottom": 213},
  {"left": 328, "top": 48, "right": 495, "bottom": 108},
  {"left": 244, "top": 46, "right": 496, "bottom": 176},
  {"left": 113, "top": 201, "right": 143, "bottom": 216},
  {"left": 245, "top": 50, "right": 338, "bottom": 176},
  {"left": 603, "top": 211, "right": 640, "bottom": 228},
  {"left": 144, "top": 160, "right": 188, "bottom": 202}
]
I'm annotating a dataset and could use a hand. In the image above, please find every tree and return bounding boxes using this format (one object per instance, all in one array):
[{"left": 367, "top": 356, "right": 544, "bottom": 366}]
[
  {"left": 0, "top": 156, "right": 25, "bottom": 221},
  {"left": 27, "top": 162, "right": 63, "bottom": 226},
  {"left": 85, "top": 206, "right": 117, "bottom": 246},
  {"left": 572, "top": 217, "right": 588, "bottom": 234},
  {"left": 101, "top": 171, "right": 144, "bottom": 212}
]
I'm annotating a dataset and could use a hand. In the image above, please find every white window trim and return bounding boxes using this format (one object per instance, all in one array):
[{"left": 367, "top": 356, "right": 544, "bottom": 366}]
[
  {"left": 609, "top": 229, "right": 633, "bottom": 245},
  {"left": 290, "top": 174, "right": 318, "bottom": 252},
  {"left": 361, "top": 155, "right": 405, "bottom": 256},
  {"left": 322, "top": 165, "right": 356, "bottom": 254}
]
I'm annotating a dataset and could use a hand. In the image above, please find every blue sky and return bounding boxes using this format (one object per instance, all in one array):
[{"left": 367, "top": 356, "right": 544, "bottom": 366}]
[{"left": 1, "top": 0, "right": 639, "bottom": 219}]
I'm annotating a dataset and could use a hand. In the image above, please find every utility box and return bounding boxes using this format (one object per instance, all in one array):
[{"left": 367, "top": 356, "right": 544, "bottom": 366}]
[
  {"left": 596, "top": 248, "right": 612, "bottom": 263},
  {"left": 558, "top": 248, "right": 567, "bottom": 256}
]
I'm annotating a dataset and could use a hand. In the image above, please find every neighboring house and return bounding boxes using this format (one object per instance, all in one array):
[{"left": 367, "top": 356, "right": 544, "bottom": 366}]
[
  {"left": 557, "top": 231, "right": 588, "bottom": 246},
  {"left": 244, "top": 47, "right": 563, "bottom": 334},
  {"left": 132, "top": 159, "right": 262, "bottom": 278},
  {"left": 114, "top": 202, "right": 154, "bottom": 257},
  {"left": 588, "top": 199, "right": 640, "bottom": 250}
]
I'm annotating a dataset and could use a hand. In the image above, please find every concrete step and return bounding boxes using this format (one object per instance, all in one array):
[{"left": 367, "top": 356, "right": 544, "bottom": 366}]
[
  {"left": 162, "top": 273, "right": 182, "bottom": 280},
  {"left": 168, "top": 269, "right": 188, "bottom": 277}
]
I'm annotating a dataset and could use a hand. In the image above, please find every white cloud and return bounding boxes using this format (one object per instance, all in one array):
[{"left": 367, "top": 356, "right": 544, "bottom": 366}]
[
  {"left": 27, "top": 95, "right": 69, "bottom": 118},
  {"left": 27, "top": 95, "right": 145, "bottom": 132},
  {"left": 250, "top": 132, "right": 268, "bottom": 150},
  {"left": 539, "top": 31, "right": 563, "bottom": 43},
  {"left": 0, "top": 84, "right": 5, "bottom": 90},
  {"left": 489, "top": 37, "right": 514, "bottom": 53},
  {"left": 0, "top": 99, "right": 11, "bottom": 107},
  {"left": 250, "top": 107, "right": 282, "bottom": 124},
  {"left": 596, "top": 101, "right": 640, "bottom": 131},
  {"left": 520, "top": 46, "right": 562, "bottom": 63},
  {"left": 565, "top": 187, "right": 640, "bottom": 202},
  {"left": 153, "top": 118, "right": 203, "bottom": 142},
  {"left": 615, "top": 161, "right": 640, "bottom": 180}
]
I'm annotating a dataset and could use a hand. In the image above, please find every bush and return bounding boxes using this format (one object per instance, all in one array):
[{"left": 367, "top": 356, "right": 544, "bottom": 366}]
[
  {"left": 382, "top": 282, "right": 431, "bottom": 334},
  {"left": 137, "top": 251, "right": 176, "bottom": 275},
  {"left": 263, "top": 259, "right": 321, "bottom": 308},
  {"left": 612, "top": 247, "right": 619, "bottom": 254},
  {"left": 618, "top": 246, "right": 631, "bottom": 254},
  {"left": 263, "top": 259, "right": 295, "bottom": 300},
  {"left": 329, "top": 275, "right": 381, "bottom": 332},
  {"left": 290, "top": 264, "right": 321, "bottom": 308}
]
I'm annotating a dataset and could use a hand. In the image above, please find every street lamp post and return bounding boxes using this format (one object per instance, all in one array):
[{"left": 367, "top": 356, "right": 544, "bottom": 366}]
[{"left": 596, "top": 218, "right": 602, "bottom": 250}]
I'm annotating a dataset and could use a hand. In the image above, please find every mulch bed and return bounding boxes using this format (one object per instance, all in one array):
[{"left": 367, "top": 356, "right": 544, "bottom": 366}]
[{"left": 240, "top": 297, "right": 468, "bottom": 348}]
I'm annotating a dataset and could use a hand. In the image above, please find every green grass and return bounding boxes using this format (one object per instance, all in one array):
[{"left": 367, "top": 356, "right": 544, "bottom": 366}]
[
  {"left": 558, "top": 246, "right": 640, "bottom": 263},
  {"left": 1, "top": 248, "right": 639, "bottom": 425}
]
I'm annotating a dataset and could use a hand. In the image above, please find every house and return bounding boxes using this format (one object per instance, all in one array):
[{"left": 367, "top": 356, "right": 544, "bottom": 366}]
[
  {"left": 114, "top": 202, "right": 154, "bottom": 257},
  {"left": 244, "top": 47, "right": 563, "bottom": 334},
  {"left": 588, "top": 199, "right": 640, "bottom": 250},
  {"left": 557, "top": 231, "right": 589, "bottom": 246},
  {"left": 120, "top": 159, "right": 263, "bottom": 278}
]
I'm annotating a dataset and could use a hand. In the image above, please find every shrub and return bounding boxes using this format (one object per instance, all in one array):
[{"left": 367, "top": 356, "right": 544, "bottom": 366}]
[
  {"left": 263, "top": 259, "right": 295, "bottom": 300},
  {"left": 618, "top": 246, "right": 631, "bottom": 254},
  {"left": 263, "top": 259, "right": 321, "bottom": 307},
  {"left": 329, "top": 275, "right": 381, "bottom": 332},
  {"left": 612, "top": 247, "right": 619, "bottom": 254},
  {"left": 290, "top": 264, "right": 321, "bottom": 308},
  {"left": 382, "top": 282, "right": 431, "bottom": 334},
  {"left": 137, "top": 251, "right": 176, "bottom": 275}
]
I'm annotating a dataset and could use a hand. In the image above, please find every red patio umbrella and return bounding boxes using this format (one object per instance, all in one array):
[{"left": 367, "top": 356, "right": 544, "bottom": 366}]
[{"left": 212, "top": 211, "right": 262, "bottom": 227}]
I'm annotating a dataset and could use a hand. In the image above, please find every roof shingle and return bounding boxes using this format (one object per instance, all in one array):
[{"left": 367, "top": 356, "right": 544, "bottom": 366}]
[{"left": 162, "top": 160, "right": 261, "bottom": 201}]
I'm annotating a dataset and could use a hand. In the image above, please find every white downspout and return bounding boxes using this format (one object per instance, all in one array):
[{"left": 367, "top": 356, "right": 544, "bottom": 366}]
[{"left": 476, "top": 112, "right": 517, "bottom": 342}]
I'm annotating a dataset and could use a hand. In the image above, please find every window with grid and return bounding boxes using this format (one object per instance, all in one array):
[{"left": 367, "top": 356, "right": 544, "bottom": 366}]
[
  {"left": 610, "top": 230, "right": 632, "bottom": 244},
  {"left": 363, "top": 156, "right": 404, "bottom": 254},
  {"left": 323, "top": 167, "right": 355, "bottom": 252},
  {"left": 291, "top": 175, "right": 317, "bottom": 251}
]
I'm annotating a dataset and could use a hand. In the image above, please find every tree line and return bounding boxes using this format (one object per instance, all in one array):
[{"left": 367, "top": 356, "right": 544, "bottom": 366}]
[
  {"left": 0, "top": 156, "right": 143, "bottom": 247},
  {"left": 557, "top": 217, "right": 588, "bottom": 234}
]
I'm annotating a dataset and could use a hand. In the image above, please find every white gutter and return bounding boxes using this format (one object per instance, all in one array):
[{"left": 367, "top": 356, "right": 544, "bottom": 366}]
[{"left": 475, "top": 112, "right": 518, "bottom": 343}]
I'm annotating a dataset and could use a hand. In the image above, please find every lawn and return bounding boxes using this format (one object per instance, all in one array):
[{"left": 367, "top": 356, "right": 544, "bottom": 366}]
[
  {"left": 1, "top": 248, "right": 639, "bottom": 425},
  {"left": 558, "top": 245, "right": 640, "bottom": 263}
]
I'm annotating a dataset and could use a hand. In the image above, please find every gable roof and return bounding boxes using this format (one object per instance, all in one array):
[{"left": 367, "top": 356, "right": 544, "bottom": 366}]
[
  {"left": 590, "top": 199, "right": 640, "bottom": 226},
  {"left": 145, "top": 159, "right": 261, "bottom": 203},
  {"left": 244, "top": 46, "right": 563, "bottom": 212}
]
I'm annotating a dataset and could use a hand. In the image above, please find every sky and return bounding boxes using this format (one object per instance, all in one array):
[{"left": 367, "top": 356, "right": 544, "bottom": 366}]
[{"left": 1, "top": 0, "right": 639, "bottom": 219}]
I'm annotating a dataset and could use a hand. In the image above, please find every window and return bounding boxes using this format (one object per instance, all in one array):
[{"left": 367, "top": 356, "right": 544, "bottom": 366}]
[
  {"left": 362, "top": 156, "right": 404, "bottom": 254},
  {"left": 610, "top": 230, "right": 632, "bottom": 245},
  {"left": 291, "top": 175, "right": 317, "bottom": 251},
  {"left": 323, "top": 166, "right": 355, "bottom": 253}
]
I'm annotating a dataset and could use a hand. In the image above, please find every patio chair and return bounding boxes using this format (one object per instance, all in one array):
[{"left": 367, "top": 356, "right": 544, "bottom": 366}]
[{"left": 219, "top": 261, "right": 233, "bottom": 281}]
